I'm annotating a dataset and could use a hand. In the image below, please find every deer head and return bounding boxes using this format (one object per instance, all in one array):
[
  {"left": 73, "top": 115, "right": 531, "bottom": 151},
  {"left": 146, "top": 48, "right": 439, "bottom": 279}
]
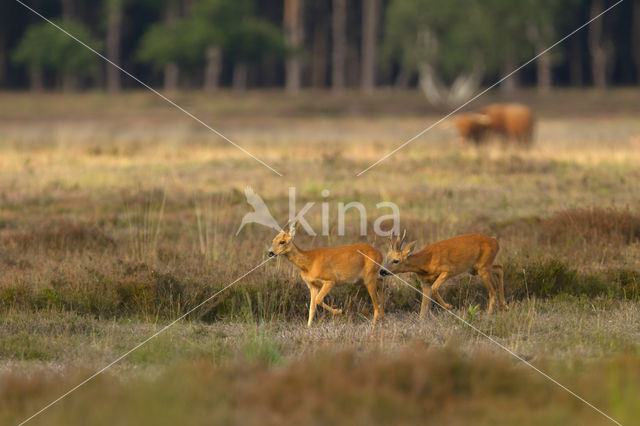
[
  {"left": 380, "top": 229, "right": 417, "bottom": 276},
  {"left": 268, "top": 221, "right": 300, "bottom": 257}
]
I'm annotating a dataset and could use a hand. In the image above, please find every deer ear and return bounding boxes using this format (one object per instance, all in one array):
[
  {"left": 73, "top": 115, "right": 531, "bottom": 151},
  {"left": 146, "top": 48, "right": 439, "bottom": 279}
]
[{"left": 403, "top": 241, "right": 417, "bottom": 255}]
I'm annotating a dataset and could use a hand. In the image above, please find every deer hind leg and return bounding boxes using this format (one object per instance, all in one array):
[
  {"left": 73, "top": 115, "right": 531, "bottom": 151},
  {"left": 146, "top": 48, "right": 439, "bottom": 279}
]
[
  {"left": 431, "top": 272, "right": 452, "bottom": 310},
  {"left": 419, "top": 278, "right": 433, "bottom": 320},
  {"left": 316, "top": 281, "right": 342, "bottom": 315},
  {"left": 307, "top": 284, "right": 320, "bottom": 328},
  {"left": 375, "top": 276, "right": 385, "bottom": 312},
  {"left": 492, "top": 264, "right": 508, "bottom": 310},
  {"left": 478, "top": 267, "right": 497, "bottom": 314},
  {"left": 364, "top": 275, "right": 384, "bottom": 324}
]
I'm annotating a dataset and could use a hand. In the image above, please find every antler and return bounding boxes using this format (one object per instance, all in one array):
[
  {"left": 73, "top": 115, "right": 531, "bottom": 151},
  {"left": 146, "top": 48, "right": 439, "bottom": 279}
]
[
  {"left": 391, "top": 229, "right": 407, "bottom": 251},
  {"left": 397, "top": 229, "right": 407, "bottom": 250}
]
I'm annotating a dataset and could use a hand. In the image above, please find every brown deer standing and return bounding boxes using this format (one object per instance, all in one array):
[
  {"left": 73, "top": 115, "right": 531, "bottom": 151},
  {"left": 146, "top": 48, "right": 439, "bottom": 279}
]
[
  {"left": 479, "top": 103, "right": 535, "bottom": 146},
  {"left": 268, "top": 222, "right": 385, "bottom": 327},
  {"left": 380, "top": 231, "right": 507, "bottom": 319}
]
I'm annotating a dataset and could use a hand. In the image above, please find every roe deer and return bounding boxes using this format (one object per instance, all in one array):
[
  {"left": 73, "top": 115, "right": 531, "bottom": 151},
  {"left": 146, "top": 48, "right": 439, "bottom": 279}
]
[
  {"left": 380, "top": 231, "right": 507, "bottom": 319},
  {"left": 268, "top": 222, "right": 384, "bottom": 327}
]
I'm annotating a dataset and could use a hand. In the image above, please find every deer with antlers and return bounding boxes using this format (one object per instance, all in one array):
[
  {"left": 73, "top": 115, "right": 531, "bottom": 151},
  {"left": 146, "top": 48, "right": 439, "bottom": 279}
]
[
  {"left": 380, "top": 231, "right": 507, "bottom": 319},
  {"left": 268, "top": 221, "right": 385, "bottom": 327}
]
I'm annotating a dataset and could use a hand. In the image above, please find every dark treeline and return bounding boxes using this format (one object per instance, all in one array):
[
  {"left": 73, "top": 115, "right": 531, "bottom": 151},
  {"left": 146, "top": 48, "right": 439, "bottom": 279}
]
[{"left": 1, "top": 0, "right": 639, "bottom": 99}]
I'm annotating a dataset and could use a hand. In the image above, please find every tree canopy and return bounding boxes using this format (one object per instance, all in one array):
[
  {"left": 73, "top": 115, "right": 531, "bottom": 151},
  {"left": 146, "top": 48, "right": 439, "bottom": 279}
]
[
  {"left": 137, "top": 0, "right": 285, "bottom": 70},
  {"left": 12, "top": 20, "right": 101, "bottom": 76},
  {"left": 384, "top": 0, "right": 538, "bottom": 81},
  {"left": 2, "top": 0, "right": 637, "bottom": 92}
]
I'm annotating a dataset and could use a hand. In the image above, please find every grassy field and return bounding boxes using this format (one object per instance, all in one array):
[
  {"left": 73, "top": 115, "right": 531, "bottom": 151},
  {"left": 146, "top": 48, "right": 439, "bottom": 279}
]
[{"left": 1, "top": 89, "right": 640, "bottom": 425}]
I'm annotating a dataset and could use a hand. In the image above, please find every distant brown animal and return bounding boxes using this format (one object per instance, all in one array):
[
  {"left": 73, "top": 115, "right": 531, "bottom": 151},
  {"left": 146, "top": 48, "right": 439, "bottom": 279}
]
[
  {"left": 479, "top": 103, "right": 534, "bottom": 146},
  {"left": 450, "top": 103, "right": 534, "bottom": 146},
  {"left": 380, "top": 231, "right": 507, "bottom": 319},
  {"left": 452, "top": 113, "right": 492, "bottom": 145}
]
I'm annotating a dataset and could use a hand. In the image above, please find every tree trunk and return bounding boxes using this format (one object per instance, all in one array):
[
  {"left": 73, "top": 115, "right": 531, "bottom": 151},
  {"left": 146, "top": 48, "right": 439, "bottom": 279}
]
[
  {"left": 526, "top": 23, "right": 553, "bottom": 93},
  {"left": 589, "top": 0, "right": 610, "bottom": 89},
  {"left": 536, "top": 48, "right": 552, "bottom": 93},
  {"left": 30, "top": 68, "right": 44, "bottom": 92},
  {"left": 204, "top": 46, "right": 221, "bottom": 93},
  {"left": 311, "top": 18, "right": 328, "bottom": 88},
  {"left": 394, "top": 68, "right": 411, "bottom": 89},
  {"left": 284, "top": 0, "right": 304, "bottom": 93},
  {"left": 500, "top": 54, "right": 520, "bottom": 94},
  {"left": 163, "top": 0, "right": 180, "bottom": 92},
  {"left": 106, "top": 0, "right": 123, "bottom": 94},
  {"left": 360, "top": 0, "right": 378, "bottom": 93},
  {"left": 331, "top": 0, "right": 346, "bottom": 92},
  {"left": 60, "top": 0, "right": 75, "bottom": 91},
  {"left": 632, "top": 0, "right": 640, "bottom": 84},
  {"left": 346, "top": 42, "right": 360, "bottom": 87},
  {"left": 62, "top": 73, "right": 78, "bottom": 92},
  {"left": 569, "top": 35, "right": 583, "bottom": 87},
  {"left": 164, "top": 62, "right": 179, "bottom": 92},
  {"left": 0, "top": 33, "right": 5, "bottom": 87},
  {"left": 61, "top": 0, "right": 74, "bottom": 21},
  {"left": 232, "top": 63, "right": 248, "bottom": 91},
  {"left": 0, "top": 0, "right": 6, "bottom": 87}
]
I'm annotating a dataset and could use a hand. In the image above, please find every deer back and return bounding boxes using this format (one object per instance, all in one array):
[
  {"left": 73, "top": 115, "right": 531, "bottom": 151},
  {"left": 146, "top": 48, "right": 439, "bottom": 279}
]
[
  {"left": 305, "top": 243, "right": 381, "bottom": 282},
  {"left": 411, "top": 234, "right": 499, "bottom": 276}
]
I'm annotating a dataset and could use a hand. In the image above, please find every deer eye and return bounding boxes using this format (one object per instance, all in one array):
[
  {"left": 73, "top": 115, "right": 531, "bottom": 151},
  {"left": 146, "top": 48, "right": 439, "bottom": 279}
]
[
  {"left": 392, "top": 260, "right": 399, "bottom": 264},
  {"left": 279, "top": 241, "right": 285, "bottom": 245}
]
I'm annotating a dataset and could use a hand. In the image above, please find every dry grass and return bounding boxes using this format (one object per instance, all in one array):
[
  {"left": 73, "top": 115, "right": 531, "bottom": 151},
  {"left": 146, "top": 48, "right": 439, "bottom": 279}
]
[
  {"left": 3, "top": 295, "right": 638, "bottom": 366},
  {"left": 1, "top": 342, "right": 639, "bottom": 426},
  {"left": 1, "top": 90, "right": 640, "bottom": 424},
  {"left": 493, "top": 207, "right": 640, "bottom": 246}
]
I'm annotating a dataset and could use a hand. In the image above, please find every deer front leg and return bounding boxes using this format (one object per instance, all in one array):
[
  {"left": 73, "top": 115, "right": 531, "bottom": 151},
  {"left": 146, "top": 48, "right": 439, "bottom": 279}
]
[
  {"left": 307, "top": 284, "right": 320, "bottom": 327},
  {"left": 431, "top": 272, "right": 452, "bottom": 310},
  {"left": 418, "top": 278, "right": 433, "bottom": 320},
  {"left": 316, "top": 281, "right": 342, "bottom": 315},
  {"left": 375, "top": 281, "right": 385, "bottom": 321}
]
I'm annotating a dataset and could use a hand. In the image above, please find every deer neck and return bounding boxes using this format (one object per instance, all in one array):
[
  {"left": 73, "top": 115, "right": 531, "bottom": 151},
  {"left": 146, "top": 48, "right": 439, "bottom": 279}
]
[
  {"left": 284, "top": 243, "right": 312, "bottom": 272},
  {"left": 404, "top": 252, "right": 431, "bottom": 274}
]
